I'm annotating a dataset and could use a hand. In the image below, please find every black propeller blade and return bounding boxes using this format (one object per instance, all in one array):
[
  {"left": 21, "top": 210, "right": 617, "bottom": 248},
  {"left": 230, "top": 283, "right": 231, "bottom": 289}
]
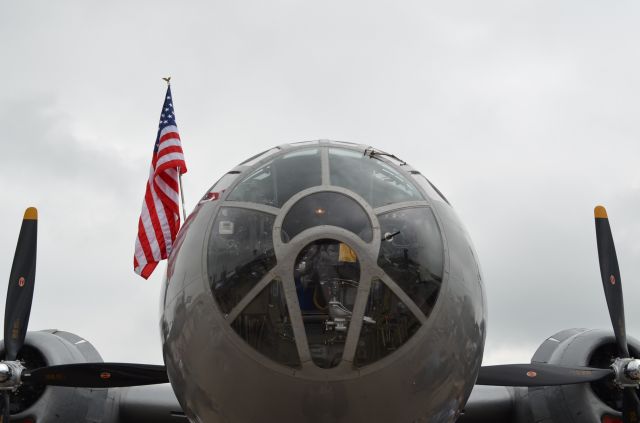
[
  {"left": 476, "top": 206, "right": 640, "bottom": 422},
  {"left": 624, "top": 387, "right": 640, "bottom": 423},
  {"left": 4, "top": 207, "right": 38, "bottom": 362},
  {"left": 595, "top": 206, "right": 640, "bottom": 422},
  {"left": 23, "top": 363, "right": 168, "bottom": 388},
  {"left": 1, "top": 392, "right": 9, "bottom": 423},
  {"left": 476, "top": 362, "right": 612, "bottom": 387},
  {"left": 595, "top": 205, "right": 630, "bottom": 358},
  {"left": 2, "top": 209, "right": 168, "bottom": 385},
  {"left": 0, "top": 208, "right": 171, "bottom": 421},
  {"left": 0, "top": 208, "right": 37, "bottom": 423}
]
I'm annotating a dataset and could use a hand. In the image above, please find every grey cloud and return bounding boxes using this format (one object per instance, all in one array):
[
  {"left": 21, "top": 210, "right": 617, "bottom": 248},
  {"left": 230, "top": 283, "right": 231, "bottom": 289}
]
[{"left": 1, "top": 1, "right": 640, "bottom": 366}]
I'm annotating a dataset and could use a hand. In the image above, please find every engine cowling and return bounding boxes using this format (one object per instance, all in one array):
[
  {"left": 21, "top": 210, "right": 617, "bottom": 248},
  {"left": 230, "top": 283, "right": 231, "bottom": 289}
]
[
  {"left": 527, "top": 328, "right": 640, "bottom": 423},
  {"left": 1, "top": 330, "right": 108, "bottom": 422}
]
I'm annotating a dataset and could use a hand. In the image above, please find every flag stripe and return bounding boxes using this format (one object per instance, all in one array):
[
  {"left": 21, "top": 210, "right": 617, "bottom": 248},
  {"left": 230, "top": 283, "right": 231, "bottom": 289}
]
[
  {"left": 159, "top": 125, "right": 178, "bottom": 136},
  {"left": 150, "top": 184, "right": 173, "bottom": 254},
  {"left": 158, "top": 145, "right": 184, "bottom": 158},
  {"left": 160, "top": 131, "right": 181, "bottom": 143},
  {"left": 137, "top": 215, "right": 157, "bottom": 263},
  {"left": 158, "top": 171, "right": 180, "bottom": 193},
  {"left": 156, "top": 152, "right": 187, "bottom": 169},
  {"left": 145, "top": 185, "right": 168, "bottom": 257},
  {"left": 158, "top": 139, "right": 183, "bottom": 151},
  {"left": 140, "top": 201, "right": 162, "bottom": 261}
]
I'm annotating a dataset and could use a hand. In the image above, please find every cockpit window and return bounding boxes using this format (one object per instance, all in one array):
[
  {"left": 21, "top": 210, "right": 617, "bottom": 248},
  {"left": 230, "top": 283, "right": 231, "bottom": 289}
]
[
  {"left": 410, "top": 172, "right": 450, "bottom": 205},
  {"left": 295, "top": 239, "right": 360, "bottom": 369},
  {"left": 377, "top": 207, "right": 444, "bottom": 319},
  {"left": 239, "top": 147, "right": 281, "bottom": 166},
  {"left": 227, "top": 148, "right": 322, "bottom": 207},
  {"left": 354, "top": 278, "right": 421, "bottom": 368},
  {"left": 231, "top": 279, "right": 301, "bottom": 368},
  {"left": 328, "top": 148, "right": 423, "bottom": 208},
  {"left": 281, "top": 192, "right": 373, "bottom": 243},
  {"left": 204, "top": 144, "right": 450, "bottom": 371},
  {"left": 208, "top": 207, "right": 277, "bottom": 314},
  {"left": 200, "top": 171, "right": 240, "bottom": 203}
]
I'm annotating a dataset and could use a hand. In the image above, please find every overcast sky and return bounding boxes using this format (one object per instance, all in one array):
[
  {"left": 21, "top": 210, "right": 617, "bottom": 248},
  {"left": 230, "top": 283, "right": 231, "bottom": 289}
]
[{"left": 1, "top": 1, "right": 639, "bottom": 367}]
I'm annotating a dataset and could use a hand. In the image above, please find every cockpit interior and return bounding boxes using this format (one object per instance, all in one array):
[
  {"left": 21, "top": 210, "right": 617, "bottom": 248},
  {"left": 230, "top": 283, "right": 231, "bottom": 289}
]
[{"left": 204, "top": 144, "right": 445, "bottom": 374}]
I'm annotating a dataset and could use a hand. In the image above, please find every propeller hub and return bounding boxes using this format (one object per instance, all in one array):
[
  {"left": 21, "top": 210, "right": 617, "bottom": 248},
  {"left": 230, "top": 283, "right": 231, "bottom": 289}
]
[
  {"left": 625, "top": 359, "right": 640, "bottom": 381},
  {"left": 0, "top": 364, "right": 10, "bottom": 383},
  {"left": 0, "top": 361, "right": 24, "bottom": 390},
  {"left": 611, "top": 358, "right": 640, "bottom": 388},
  {"left": 0, "top": 361, "right": 25, "bottom": 389}
]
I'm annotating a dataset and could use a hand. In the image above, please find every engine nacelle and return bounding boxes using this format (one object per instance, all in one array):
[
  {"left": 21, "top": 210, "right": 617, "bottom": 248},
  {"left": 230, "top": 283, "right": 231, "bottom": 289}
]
[
  {"left": 527, "top": 328, "right": 640, "bottom": 423},
  {"left": 1, "top": 330, "right": 108, "bottom": 422}
]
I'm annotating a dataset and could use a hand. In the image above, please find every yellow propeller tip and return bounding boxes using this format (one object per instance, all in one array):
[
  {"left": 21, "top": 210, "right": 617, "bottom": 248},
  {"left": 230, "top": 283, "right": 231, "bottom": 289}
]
[
  {"left": 23, "top": 207, "right": 38, "bottom": 220},
  {"left": 594, "top": 205, "right": 608, "bottom": 219}
]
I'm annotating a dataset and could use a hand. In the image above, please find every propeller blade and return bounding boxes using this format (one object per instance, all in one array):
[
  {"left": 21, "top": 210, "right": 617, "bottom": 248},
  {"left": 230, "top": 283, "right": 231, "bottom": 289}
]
[
  {"left": 0, "top": 392, "right": 9, "bottom": 423},
  {"left": 595, "top": 205, "right": 630, "bottom": 358},
  {"left": 4, "top": 208, "right": 38, "bottom": 361},
  {"left": 476, "top": 362, "right": 613, "bottom": 386},
  {"left": 23, "top": 362, "right": 168, "bottom": 388},
  {"left": 623, "top": 387, "right": 640, "bottom": 423}
]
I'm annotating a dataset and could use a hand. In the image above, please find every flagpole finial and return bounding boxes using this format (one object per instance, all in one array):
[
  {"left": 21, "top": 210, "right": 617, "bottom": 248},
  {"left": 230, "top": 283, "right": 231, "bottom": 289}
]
[{"left": 162, "top": 76, "right": 171, "bottom": 85}]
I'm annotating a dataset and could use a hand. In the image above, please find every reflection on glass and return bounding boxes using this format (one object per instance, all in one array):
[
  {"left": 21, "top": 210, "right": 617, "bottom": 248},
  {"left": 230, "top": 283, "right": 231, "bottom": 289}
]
[
  {"left": 208, "top": 208, "right": 277, "bottom": 314},
  {"left": 377, "top": 207, "right": 444, "bottom": 319},
  {"left": 354, "top": 278, "right": 421, "bottom": 368},
  {"left": 200, "top": 172, "right": 240, "bottom": 202},
  {"left": 239, "top": 147, "right": 281, "bottom": 166},
  {"left": 231, "top": 279, "right": 301, "bottom": 368},
  {"left": 294, "top": 239, "right": 361, "bottom": 368},
  {"left": 410, "top": 173, "right": 450, "bottom": 205},
  {"left": 329, "top": 148, "right": 423, "bottom": 208},
  {"left": 281, "top": 192, "right": 373, "bottom": 243},
  {"left": 227, "top": 148, "right": 322, "bottom": 207}
]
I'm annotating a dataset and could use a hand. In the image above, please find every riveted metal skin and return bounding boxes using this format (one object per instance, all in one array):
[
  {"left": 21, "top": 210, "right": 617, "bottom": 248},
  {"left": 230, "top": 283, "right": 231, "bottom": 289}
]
[{"left": 161, "top": 141, "right": 486, "bottom": 423}]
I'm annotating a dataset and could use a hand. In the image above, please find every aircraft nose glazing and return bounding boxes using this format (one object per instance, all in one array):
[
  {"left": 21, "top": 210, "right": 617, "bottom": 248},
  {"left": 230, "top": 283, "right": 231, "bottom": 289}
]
[{"left": 204, "top": 144, "right": 448, "bottom": 375}]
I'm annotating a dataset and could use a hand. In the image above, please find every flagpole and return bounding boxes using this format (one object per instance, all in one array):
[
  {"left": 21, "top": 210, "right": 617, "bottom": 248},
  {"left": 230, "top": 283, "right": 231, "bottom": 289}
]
[
  {"left": 163, "top": 76, "right": 188, "bottom": 222},
  {"left": 178, "top": 167, "right": 187, "bottom": 221}
]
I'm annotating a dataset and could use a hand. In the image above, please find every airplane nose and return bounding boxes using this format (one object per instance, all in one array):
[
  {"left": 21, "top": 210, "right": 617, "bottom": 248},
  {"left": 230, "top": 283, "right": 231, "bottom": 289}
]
[{"left": 161, "top": 142, "right": 486, "bottom": 422}]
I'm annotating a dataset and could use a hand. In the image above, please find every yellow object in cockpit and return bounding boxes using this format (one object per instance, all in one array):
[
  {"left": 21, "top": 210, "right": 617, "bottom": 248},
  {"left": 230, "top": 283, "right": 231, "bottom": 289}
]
[{"left": 338, "top": 243, "right": 357, "bottom": 263}]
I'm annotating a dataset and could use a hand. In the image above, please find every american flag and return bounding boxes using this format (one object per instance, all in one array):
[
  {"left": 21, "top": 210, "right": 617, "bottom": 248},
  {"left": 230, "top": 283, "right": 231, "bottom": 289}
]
[{"left": 134, "top": 85, "right": 187, "bottom": 279}]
